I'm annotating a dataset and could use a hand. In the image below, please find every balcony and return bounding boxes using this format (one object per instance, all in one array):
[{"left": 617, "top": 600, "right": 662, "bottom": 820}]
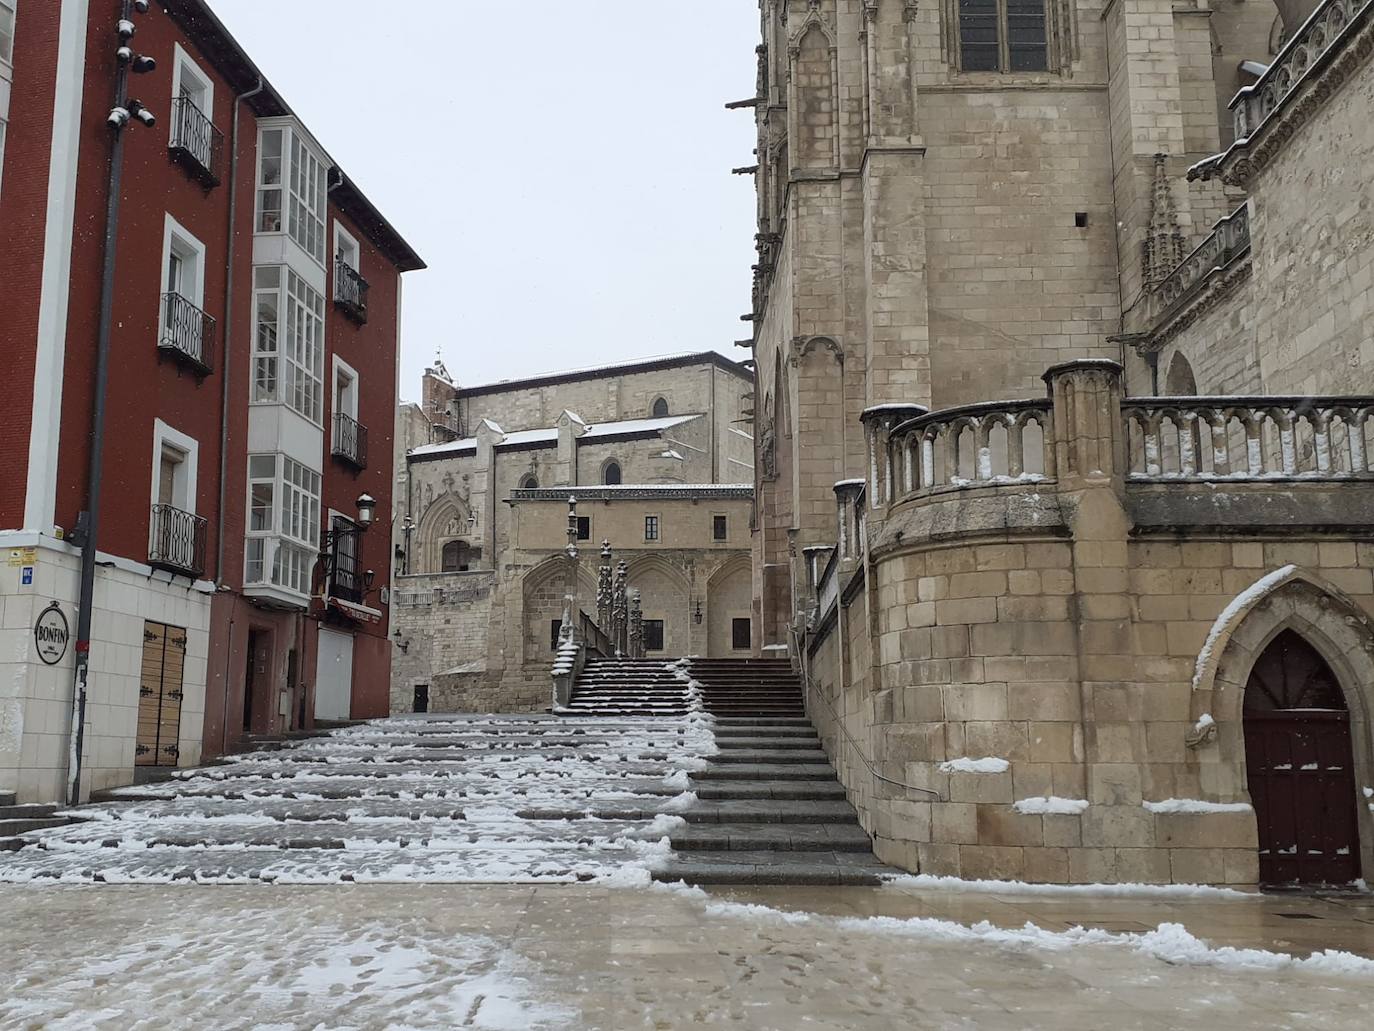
[
  {"left": 168, "top": 96, "right": 224, "bottom": 187},
  {"left": 159, "top": 292, "right": 215, "bottom": 374},
  {"left": 148, "top": 504, "right": 208, "bottom": 578},
  {"left": 1152, "top": 204, "right": 1250, "bottom": 321},
  {"left": 328, "top": 543, "right": 365, "bottom": 605},
  {"left": 334, "top": 256, "right": 369, "bottom": 324},
  {"left": 332, "top": 411, "right": 368, "bottom": 470}
]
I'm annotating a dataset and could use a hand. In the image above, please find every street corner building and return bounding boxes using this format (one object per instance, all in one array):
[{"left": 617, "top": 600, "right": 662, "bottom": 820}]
[
  {"left": 390, "top": 353, "right": 757, "bottom": 714},
  {"left": 745, "top": 0, "right": 1374, "bottom": 887},
  {"left": 0, "top": 0, "right": 424, "bottom": 804}
]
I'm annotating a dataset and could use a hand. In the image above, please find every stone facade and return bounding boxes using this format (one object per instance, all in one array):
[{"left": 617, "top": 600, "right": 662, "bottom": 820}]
[
  {"left": 390, "top": 354, "right": 755, "bottom": 712},
  {"left": 750, "top": 0, "right": 1374, "bottom": 885}
]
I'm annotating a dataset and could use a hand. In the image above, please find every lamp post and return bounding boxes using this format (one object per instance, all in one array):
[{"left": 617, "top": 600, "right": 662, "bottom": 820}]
[
  {"left": 320, "top": 493, "right": 377, "bottom": 600},
  {"left": 68, "top": 0, "right": 159, "bottom": 806},
  {"left": 401, "top": 514, "right": 415, "bottom": 575}
]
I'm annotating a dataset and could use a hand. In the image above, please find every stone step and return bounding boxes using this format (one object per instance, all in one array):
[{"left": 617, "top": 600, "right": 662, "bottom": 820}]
[
  {"left": 711, "top": 717, "right": 814, "bottom": 727},
  {"left": 677, "top": 799, "right": 859, "bottom": 825},
  {"left": 0, "top": 792, "right": 16, "bottom": 807},
  {"left": 705, "top": 750, "right": 828, "bottom": 765},
  {"left": 0, "top": 817, "right": 70, "bottom": 838},
  {"left": 0, "top": 804, "right": 60, "bottom": 821},
  {"left": 691, "top": 779, "right": 848, "bottom": 801},
  {"left": 712, "top": 737, "right": 823, "bottom": 751},
  {"left": 691, "top": 763, "right": 835, "bottom": 781},
  {"left": 670, "top": 823, "right": 873, "bottom": 852},
  {"left": 651, "top": 850, "right": 887, "bottom": 886},
  {"left": 711, "top": 726, "right": 816, "bottom": 739}
]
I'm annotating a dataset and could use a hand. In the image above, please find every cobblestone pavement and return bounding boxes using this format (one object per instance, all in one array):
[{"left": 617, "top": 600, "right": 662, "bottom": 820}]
[{"left": 2, "top": 882, "right": 1372, "bottom": 1030}]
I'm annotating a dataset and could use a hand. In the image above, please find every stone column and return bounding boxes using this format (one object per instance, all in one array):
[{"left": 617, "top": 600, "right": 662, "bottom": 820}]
[
  {"left": 560, "top": 497, "right": 580, "bottom": 646},
  {"left": 1043, "top": 361, "right": 1147, "bottom": 839},
  {"left": 612, "top": 560, "right": 628, "bottom": 657},
  {"left": 628, "top": 589, "right": 644, "bottom": 660},
  {"left": 860, "top": 403, "right": 927, "bottom": 513},
  {"left": 596, "top": 540, "right": 613, "bottom": 635}
]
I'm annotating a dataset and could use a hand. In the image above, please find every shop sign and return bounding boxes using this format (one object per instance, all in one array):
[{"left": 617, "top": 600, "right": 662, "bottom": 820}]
[{"left": 34, "top": 602, "right": 70, "bottom": 666}]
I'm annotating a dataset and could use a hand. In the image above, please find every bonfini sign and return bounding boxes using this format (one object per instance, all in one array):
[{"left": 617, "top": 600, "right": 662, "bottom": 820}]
[{"left": 34, "top": 601, "right": 70, "bottom": 666}]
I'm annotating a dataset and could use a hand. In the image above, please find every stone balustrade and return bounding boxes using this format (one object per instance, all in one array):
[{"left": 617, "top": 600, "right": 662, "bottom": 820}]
[
  {"left": 886, "top": 399, "right": 1054, "bottom": 502},
  {"left": 1123, "top": 397, "right": 1374, "bottom": 481},
  {"left": 1153, "top": 204, "right": 1250, "bottom": 318},
  {"left": 1231, "top": 0, "right": 1372, "bottom": 141}
]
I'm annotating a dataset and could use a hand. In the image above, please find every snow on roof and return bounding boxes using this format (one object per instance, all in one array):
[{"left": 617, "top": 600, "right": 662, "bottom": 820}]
[
  {"left": 408, "top": 414, "right": 703, "bottom": 459},
  {"left": 729, "top": 427, "right": 754, "bottom": 441},
  {"left": 460, "top": 352, "right": 751, "bottom": 395}
]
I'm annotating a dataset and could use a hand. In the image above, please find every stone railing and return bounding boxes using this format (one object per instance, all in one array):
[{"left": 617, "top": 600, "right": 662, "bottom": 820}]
[
  {"left": 886, "top": 399, "right": 1054, "bottom": 502},
  {"left": 1153, "top": 204, "right": 1250, "bottom": 318},
  {"left": 1232, "top": 0, "right": 1373, "bottom": 141},
  {"left": 1123, "top": 398, "right": 1374, "bottom": 481}
]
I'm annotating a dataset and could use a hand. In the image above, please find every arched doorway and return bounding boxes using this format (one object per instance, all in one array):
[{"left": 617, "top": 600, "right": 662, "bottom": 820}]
[{"left": 1244, "top": 629, "right": 1361, "bottom": 885}]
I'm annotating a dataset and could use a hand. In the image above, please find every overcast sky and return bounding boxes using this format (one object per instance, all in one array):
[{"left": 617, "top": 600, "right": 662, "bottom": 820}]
[{"left": 212, "top": 1, "right": 760, "bottom": 400}]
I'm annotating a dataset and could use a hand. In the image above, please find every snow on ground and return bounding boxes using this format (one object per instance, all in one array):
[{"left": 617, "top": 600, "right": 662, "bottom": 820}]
[
  {"left": 0, "top": 714, "right": 712, "bottom": 886},
  {"left": 701, "top": 896, "right": 1374, "bottom": 980}
]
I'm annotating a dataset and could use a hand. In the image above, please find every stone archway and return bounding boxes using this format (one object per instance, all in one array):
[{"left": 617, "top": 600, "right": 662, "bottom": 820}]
[
  {"left": 1191, "top": 568, "right": 1374, "bottom": 885},
  {"left": 518, "top": 557, "right": 601, "bottom": 668},
  {"left": 705, "top": 555, "right": 753, "bottom": 657}
]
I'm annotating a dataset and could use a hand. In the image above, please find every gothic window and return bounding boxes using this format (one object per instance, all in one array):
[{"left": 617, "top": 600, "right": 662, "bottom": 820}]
[
  {"left": 602, "top": 461, "right": 622, "bottom": 486},
  {"left": 651, "top": 397, "right": 670, "bottom": 418},
  {"left": 519, "top": 473, "right": 539, "bottom": 489},
  {"left": 957, "top": 0, "right": 1049, "bottom": 73}
]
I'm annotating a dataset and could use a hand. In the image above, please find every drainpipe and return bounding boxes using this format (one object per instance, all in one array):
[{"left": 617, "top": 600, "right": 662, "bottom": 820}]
[
  {"left": 69, "top": 3, "right": 137, "bottom": 806},
  {"left": 216, "top": 77, "right": 264, "bottom": 584}
]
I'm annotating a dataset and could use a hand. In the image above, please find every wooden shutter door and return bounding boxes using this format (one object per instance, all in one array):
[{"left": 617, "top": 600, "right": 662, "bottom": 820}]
[{"left": 136, "top": 621, "right": 186, "bottom": 767}]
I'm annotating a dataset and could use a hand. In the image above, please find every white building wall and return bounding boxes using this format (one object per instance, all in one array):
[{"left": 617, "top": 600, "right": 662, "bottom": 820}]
[{"left": 0, "top": 534, "right": 211, "bottom": 803}]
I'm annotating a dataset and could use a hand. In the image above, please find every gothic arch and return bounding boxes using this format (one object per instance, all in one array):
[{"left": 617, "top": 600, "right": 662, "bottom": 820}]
[
  {"left": 651, "top": 396, "right": 670, "bottom": 419},
  {"left": 519, "top": 556, "right": 602, "bottom": 666},
  {"left": 416, "top": 491, "right": 475, "bottom": 573},
  {"left": 601, "top": 459, "right": 623, "bottom": 486},
  {"left": 1189, "top": 568, "right": 1374, "bottom": 881},
  {"left": 1165, "top": 351, "right": 1198, "bottom": 396}
]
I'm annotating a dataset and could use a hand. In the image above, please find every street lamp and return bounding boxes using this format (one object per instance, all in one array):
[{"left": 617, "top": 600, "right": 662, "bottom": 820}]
[{"left": 320, "top": 493, "right": 377, "bottom": 593}]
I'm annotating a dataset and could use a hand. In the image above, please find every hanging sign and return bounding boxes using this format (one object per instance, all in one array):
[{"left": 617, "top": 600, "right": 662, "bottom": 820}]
[{"left": 34, "top": 602, "right": 70, "bottom": 666}]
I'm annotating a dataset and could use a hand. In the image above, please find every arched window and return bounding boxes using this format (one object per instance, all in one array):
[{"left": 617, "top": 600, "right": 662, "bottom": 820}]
[
  {"left": 651, "top": 396, "right": 669, "bottom": 418},
  {"left": 602, "top": 461, "right": 622, "bottom": 486},
  {"left": 519, "top": 473, "right": 539, "bottom": 489}
]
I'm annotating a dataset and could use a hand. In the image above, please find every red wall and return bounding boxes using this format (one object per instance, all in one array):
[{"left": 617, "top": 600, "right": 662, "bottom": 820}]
[
  {"left": 0, "top": 6, "right": 63, "bottom": 526},
  {"left": 52, "top": 9, "right": 254, "bottom": 567}
]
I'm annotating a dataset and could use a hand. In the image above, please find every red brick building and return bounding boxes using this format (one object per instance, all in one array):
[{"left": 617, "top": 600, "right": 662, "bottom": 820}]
[{"left": 0, "top": 0, "right": 423, "bottom": 802}]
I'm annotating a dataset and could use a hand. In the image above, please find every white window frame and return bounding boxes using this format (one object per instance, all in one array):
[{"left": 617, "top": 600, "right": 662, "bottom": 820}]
[
  {"left": 334, "top": 220, "right": 360, "bottom": 274},
  {"left": 244, "top": 452, "right": 321, "bottom": 598},
  {"left": 161, "top": 213, "right": 206, "bottom": 309},
  {"left": 332, "top": 355, "right": 359, "bottom": 421},
  {"left": 150, "top": 419, "right": 199, "bottom": 514},
  {"left": 250, "top": 265, "right": 324, "bottom": 424},
  {"left": 255, "top": 127, "right": 285, "bottom": 234},
  {"left": 251, "top": 265, "right": 280, "bottom": 403},
  {"left": 288, "top": 132, "right": 327, "bottom": 264},
  {"left": 0, "top": 1, "right": 16, "bottom": 69},
  {"left": 169, "top": 42, "right": 213, "bottom": 140}
]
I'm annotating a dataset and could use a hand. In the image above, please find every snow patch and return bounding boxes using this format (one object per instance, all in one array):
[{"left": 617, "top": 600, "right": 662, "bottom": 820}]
[
  {"left": 938, "top": 757, "right": 1009, "bottom": 774},
  {"left": 1012, "top": 797, "right": 1089, "bottom": 816},
  {"left": 1143, "top": 798, "right": 1252, "bottom": 815},
  {"left": 885, "top": 873, "right": 1245, "bottom": 899},
  {"left": 1193, "top": 566, "right": 1298, "bottom": 689}
]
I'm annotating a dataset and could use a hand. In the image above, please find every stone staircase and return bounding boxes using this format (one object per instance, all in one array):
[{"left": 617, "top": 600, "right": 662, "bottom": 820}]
[
  {"left": 566, "top": 657, "right": 888, "bottom": 885},
  {"left": 0, "top": 792, "right": 80, "bottom": 852}
]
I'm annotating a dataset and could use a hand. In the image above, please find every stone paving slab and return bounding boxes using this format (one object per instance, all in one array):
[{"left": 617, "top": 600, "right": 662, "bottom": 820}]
[{"left": 3, "top": 884, "right": 1372, "bottom": 1030}]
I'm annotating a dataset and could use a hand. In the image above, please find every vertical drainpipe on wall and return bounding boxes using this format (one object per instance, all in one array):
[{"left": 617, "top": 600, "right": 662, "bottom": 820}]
[
  {"left": 69, "top": 3, "right": 134, "bottom": 806},
  {"left": 217, "top": 77, "right": 264, "bottom": 756}
]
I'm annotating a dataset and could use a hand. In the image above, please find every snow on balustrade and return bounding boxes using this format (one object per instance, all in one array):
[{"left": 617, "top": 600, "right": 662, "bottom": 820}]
[
  {"left": 1122, "top": 398, "right": 1374, "bottom": 481},
  {"left": 1152, "top": 204, "right": 1249, "bottom": 317},
  {"left": 887, "top": 400, "right": 1052, "bottom": 500}
]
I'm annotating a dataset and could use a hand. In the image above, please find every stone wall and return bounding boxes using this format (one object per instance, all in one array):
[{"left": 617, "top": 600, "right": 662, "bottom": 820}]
[
  {"left": 802, "top": 362, "right": 1374, "bottom": 885},
  {"left": 388, "top": 571, "right": 496, "bottom": 713}
]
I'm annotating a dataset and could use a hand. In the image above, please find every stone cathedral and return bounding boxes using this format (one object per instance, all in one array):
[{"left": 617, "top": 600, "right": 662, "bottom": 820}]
[{"left": 746, "top": 0, "right": 1374, "bottom": 885}]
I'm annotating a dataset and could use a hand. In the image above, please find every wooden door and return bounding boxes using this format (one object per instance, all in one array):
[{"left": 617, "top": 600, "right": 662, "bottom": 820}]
[
  {"left": 136, "top": 621, "right": 186, "bottom": 767},
  {"left": 1244, "top": 630, "right": 1361, "bottom": 885}
]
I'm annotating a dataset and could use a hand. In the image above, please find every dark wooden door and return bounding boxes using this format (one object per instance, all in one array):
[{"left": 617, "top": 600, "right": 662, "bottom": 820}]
[{"left": 1244, "top": 630, "right": 1361, "bottom": 886}]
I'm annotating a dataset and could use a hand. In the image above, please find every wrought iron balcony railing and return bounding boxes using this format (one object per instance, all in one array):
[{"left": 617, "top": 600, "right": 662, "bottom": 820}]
[
  {"left": 149, "top": 504, "right": 209, "bottom": 577},
  {"left": 328, "top": 538, "right": 365, "bottom": 604},
  {"left": 168, "top": 96, "right": 225, "bottom": 187},
  {"left": 334, "top": 256, "right": 369, "bottom": 324},
  {"left": 159, "top": 292, "right": 216, "bottom": 374},
  {"left": 332, "top": 411, "right": 368, "bottom": 469}
]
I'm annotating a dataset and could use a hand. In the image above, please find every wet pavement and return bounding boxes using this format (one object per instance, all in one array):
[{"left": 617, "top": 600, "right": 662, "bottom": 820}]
[{"left": 2, "top": 881, "right": 1372, "bottom": 1030}]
